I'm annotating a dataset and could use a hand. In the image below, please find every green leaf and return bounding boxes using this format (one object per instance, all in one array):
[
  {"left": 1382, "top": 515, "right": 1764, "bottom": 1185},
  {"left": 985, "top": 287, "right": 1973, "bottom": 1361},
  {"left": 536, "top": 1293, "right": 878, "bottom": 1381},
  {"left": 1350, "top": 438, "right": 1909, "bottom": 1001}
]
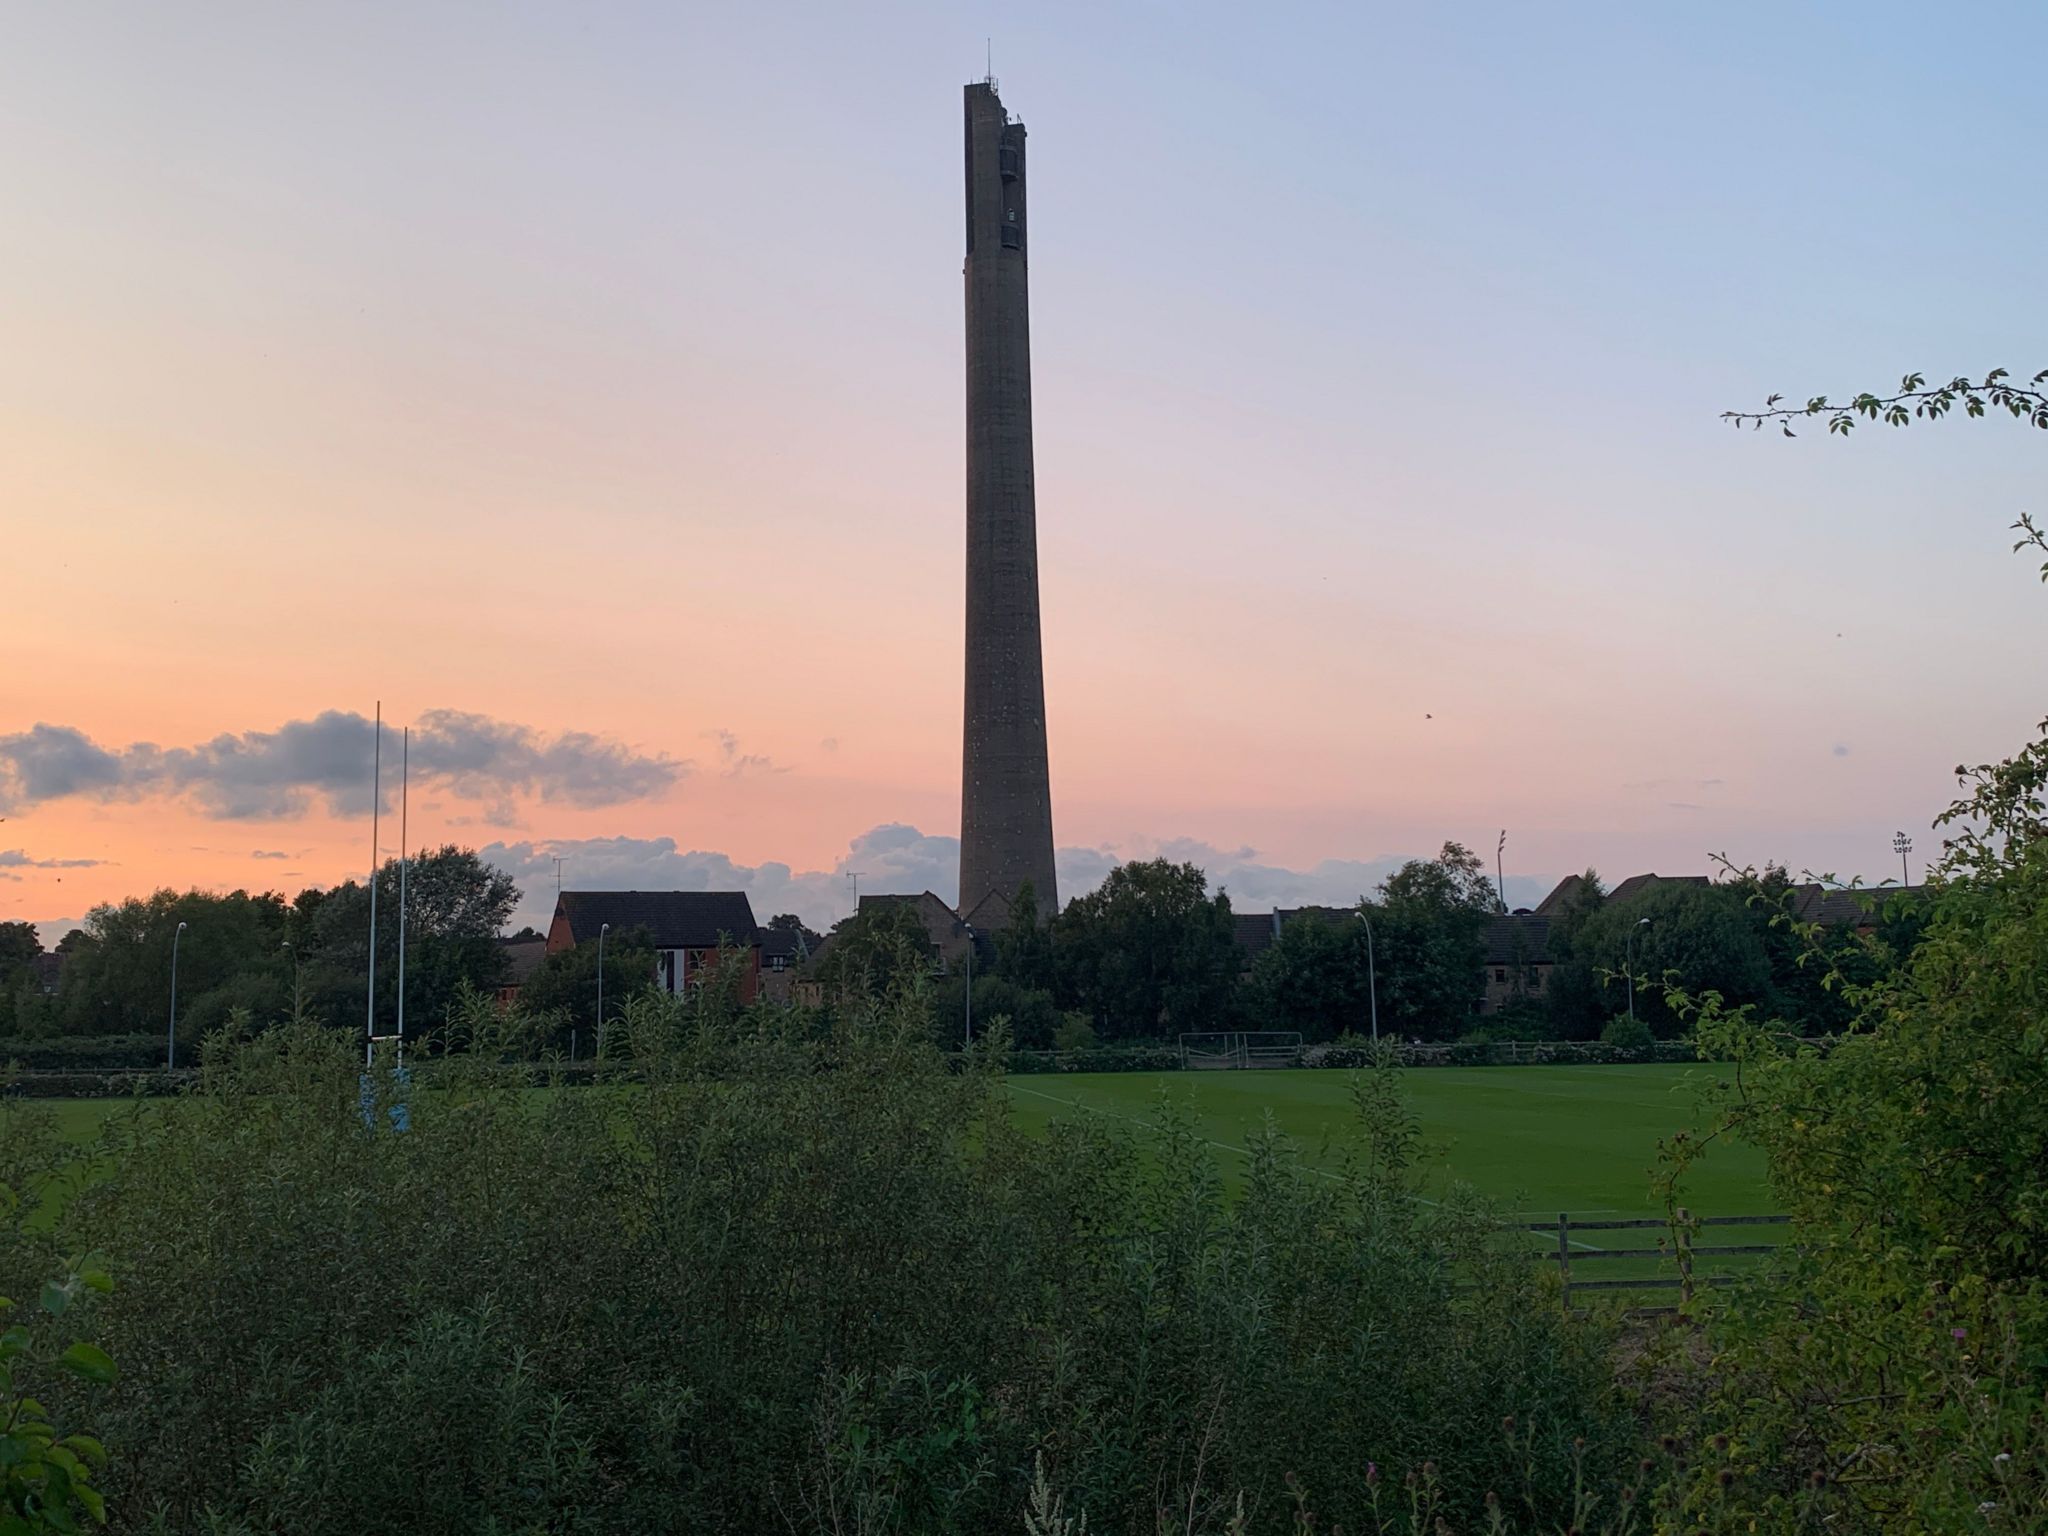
[
  {"left": 77, "top": 1272, "right": 111, "bottom": 1297},
  {"left": 57, "top": 1342, "right": 115, "bottom": 1386},
  {"left": 38, "top": 1282, "right": 68, "bottom": 1318},
  {"left": 61, "top": 1435, "right": 106, "bottom": 1469}
]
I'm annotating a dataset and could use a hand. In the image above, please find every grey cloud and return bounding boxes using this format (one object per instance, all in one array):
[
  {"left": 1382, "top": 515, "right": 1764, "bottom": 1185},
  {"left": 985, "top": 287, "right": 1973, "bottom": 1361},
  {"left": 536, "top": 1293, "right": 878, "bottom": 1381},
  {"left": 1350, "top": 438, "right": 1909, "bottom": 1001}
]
[
  {"left": 1832, "top": 744, "right": 1851, "bottom": 758},
  {"left": 250, "top": 849, "right": 301, "bottom": 861},
  {"left": 0, "top": 710, "right": 683, "bottom": 820},
  {"left": 0, "top": 849, "right": 107, "bottom": 870},
  {"left": 709, "top": 728, "right": 784, "bottom": 778}
]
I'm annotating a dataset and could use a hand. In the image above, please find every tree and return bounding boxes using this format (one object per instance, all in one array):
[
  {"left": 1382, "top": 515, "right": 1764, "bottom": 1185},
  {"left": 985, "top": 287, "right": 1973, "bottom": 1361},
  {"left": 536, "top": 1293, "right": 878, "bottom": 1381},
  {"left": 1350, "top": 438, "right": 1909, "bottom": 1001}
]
[
  {"left": 1242, "top": 909, "right": 1372, "bottom": 1042},
  {"left": 764, "top": 912, "right": 823, "bottom": 952},
  {"left": 1570, "top": 881, "right": 1770, "bottom": 1039},
  {"left": 515, "top": 924, "right": 658, "bottom": 1053},
  {"left": 1049, "top": 860, "right": 1238, "bottom": 1039},
  {"left": 811, "top": 902, "right": 935, "bottom": 1009},
  {"left": 55, "top": 888, "right": 292, "bottom": 1039},
  {"left": 0, "top": 921, "right": 41, "bottom": 994},
  {"left": 994, "top": 881, "right": 1056, "bottom": 993},
  {"left": 1361, "top": 842, "right": 1497, "bottom": 1040},
  {"left": 1722, "top": 366, "right": 2048, "bottom": 437},
  {"left": 295, "top": 847, "right": 519, "bottom": 1039}
]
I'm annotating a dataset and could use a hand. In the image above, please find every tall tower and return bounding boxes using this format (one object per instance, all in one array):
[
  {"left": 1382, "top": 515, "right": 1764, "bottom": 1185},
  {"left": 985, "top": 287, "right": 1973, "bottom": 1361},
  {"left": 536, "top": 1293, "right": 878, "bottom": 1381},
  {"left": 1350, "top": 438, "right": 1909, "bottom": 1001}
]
[{"left": 960, "top": 79, "right": 1057, "bottom": 923}]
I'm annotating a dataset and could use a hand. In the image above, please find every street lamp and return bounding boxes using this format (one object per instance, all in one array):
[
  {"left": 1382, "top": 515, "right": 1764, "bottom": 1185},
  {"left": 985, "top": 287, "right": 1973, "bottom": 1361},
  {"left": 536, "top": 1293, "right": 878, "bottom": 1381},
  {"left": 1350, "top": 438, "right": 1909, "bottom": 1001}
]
[
  {"left": 962, "top": 920, "right": 978, "bottom": 1047},
  {"left": 595, "top": 922, "right": 611, "bottom": 1061},
  {"left": 1893, "top": 831, "right": 1913, "bottom": 888},
  {"left": 1627, "top": 917, "right": 1651, "bottom": 1026},
  {"left": 1357, "top": 911, "right": 1379, "bottom": 1044},
  {"left": 168, "top": 920, "right": 188, "bottom": 1071},
  {"left": 281, "top": 939, "right": 302, "bottom": 1020}
]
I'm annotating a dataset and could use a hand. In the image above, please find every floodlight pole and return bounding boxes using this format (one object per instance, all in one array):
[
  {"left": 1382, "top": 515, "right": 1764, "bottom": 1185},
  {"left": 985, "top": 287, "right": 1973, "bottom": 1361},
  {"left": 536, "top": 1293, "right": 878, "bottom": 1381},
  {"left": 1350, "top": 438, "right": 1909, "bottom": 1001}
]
[
  {"left": 168, "top": 919, "right": 188, "bottom": 1071},
  {"left": 1358, "top": 910, "right": 1379, "bottom": 1044},
  {"left": 281, "top": 939, "right": 301, "bottom": 1019},
  {"left": 596, "top": 922, "right": 610, "bottom": 1061},
  {"left": 1893, "top": 830, "right": 1913, "bottom": 888},
  {"left": 1627, "top": 917, "right": 1651, "bottom": 1025}
]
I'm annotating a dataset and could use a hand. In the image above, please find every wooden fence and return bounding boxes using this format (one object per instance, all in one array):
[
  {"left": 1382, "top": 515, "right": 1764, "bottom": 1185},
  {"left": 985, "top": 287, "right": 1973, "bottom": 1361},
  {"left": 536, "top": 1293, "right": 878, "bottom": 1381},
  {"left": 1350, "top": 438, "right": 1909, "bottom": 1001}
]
[{"left": 1515, "top": 1208, "right": 1791, "bottom": 1315}]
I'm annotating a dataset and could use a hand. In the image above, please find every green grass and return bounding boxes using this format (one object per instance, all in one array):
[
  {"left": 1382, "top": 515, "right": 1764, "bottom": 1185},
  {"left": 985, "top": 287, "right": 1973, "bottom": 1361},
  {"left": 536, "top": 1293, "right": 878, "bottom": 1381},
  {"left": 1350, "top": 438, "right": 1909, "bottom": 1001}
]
[{"left": 1006, "top": 1063, "right": 1778, "bottom": 1288}]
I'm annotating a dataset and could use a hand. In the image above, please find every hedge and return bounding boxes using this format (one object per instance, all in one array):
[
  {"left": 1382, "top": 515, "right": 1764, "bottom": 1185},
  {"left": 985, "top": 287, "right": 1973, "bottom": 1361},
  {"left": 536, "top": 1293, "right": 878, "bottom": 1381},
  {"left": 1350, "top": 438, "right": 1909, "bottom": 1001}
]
[{"left": 0, "top": 1035, "right": 167, "bottom": 1071}]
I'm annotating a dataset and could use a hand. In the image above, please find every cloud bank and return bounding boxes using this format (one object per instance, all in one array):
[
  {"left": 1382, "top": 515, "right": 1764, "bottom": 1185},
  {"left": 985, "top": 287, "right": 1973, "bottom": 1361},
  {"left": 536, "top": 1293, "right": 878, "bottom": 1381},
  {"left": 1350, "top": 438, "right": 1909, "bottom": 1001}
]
[
  {"left": 484, "top": 825, "right": 1559, "bottom": 935},
  {"left": 0, "top": 711, "right": 682, "bottom": 820}
]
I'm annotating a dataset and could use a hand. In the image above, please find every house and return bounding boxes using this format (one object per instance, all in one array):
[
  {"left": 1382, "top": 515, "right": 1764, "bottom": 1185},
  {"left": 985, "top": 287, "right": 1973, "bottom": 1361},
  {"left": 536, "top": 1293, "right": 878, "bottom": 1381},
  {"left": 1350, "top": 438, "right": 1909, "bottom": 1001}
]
[
  {"left": 852, "top": 891, "right": 985, "bottom": 976},
  {"left": 547, "top": 890, "right": 763, "bottom": 1004},
  {"left": 1229, "top": 906, "right": 1359, "bottom": 977},
  {"left": 1791, "top": 884, "right": 1927, "bottom": 929},
  {"left": 1536, "top": 872, "right": 1712, "bottom": 914},
  {"left": 794, "top": 892, "right": 996, "bottom": 1006},
  {"left": 757, "top": 923, "right": 815, "bottom": 1004},
  {"left": 494, "top": 935, "right": 548, "bottom": 1009},
  {"left": 1480, "top": 913, "right": 1553, "bottom": 1013},
  {"left": 31, "top": 952, "right": 63, "bottom": 996}
]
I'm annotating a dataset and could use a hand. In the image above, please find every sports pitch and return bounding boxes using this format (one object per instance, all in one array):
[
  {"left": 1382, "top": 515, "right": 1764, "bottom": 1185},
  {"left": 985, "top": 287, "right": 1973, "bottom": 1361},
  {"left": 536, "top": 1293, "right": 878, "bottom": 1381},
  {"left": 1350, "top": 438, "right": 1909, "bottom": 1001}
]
[{"left": 1004, "top": 1062, "right": 1772, "bottom": 1223}]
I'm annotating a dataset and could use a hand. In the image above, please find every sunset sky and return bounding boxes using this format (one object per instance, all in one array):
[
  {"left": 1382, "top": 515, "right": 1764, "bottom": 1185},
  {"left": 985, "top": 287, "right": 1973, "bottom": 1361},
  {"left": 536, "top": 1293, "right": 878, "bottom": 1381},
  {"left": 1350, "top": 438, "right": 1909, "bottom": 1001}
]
[{"left": 5, "top": 2, "right": 2045, "bottom": 937}]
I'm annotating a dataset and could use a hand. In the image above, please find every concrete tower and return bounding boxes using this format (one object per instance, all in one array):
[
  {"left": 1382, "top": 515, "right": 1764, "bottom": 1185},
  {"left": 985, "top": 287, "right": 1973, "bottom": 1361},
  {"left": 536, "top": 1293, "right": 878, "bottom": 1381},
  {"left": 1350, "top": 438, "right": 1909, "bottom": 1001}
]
[{"left": 960, "top": 79, "right": 1057, "bottom": 923}]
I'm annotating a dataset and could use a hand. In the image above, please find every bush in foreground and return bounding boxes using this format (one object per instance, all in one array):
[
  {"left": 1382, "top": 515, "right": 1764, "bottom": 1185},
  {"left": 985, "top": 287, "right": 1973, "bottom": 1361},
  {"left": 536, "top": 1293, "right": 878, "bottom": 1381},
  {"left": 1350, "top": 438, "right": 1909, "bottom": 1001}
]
[{"left": 1, "top": 997, "right": 1632, "bottom": 1534}]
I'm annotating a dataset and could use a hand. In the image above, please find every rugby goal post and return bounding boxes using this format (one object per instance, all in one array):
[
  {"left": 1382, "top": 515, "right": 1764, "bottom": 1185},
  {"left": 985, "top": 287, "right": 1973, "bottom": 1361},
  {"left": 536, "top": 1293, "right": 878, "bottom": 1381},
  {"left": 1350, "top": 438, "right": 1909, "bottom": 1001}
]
[{"left": 1178, "top": 1031, "right": 1305, "bottom": 1070}]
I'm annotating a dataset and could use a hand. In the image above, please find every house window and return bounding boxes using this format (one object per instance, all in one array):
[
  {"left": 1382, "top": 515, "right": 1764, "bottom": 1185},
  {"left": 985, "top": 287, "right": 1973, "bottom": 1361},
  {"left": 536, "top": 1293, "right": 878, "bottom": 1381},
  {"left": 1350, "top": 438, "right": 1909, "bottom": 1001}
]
[
  {"left": 1000, "top": 223, "right": 1022, "bottom": 250},
  {"left": 1494, "top": 968, "right": 1506, "bottom": 983}
]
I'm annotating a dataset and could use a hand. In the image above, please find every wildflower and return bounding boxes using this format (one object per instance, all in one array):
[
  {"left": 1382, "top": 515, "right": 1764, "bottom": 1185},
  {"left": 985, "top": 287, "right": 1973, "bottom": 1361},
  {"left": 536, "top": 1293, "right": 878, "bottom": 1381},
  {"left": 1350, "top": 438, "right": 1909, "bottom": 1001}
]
[
  {"left": 1365, "top": 1462, "right": 1379, "bottom": 1486},
  {"left": 1716, "top": 1469, "right": 1736, "bottom": 1488},
  {"left": 1572, "top": 1436, "right": 1586, "bottom": 1452},
  {"left": 1422, "top": 1461, "right": 1437, "bottom": 1478},
  {"left": 1620, "top": 1486, "right": 1636, "bottom": 1505},
  {"left": 1995, "top": 1451, "right": 2012, "bottom": 1464},
  {"left": 1658, "top": 1434, "right": 1679, "bottom": 1453},
  {"left": 1979, "top": 1502, "right": 1998, "bottom": 1515},
  {"left": 1953, "top": 1327, "right": 1967, "bottom": 1339},
  {"left": 1638, "top": 1458, "right": 1654, "bottom": 1475},
  {"left": 1484, "top": 1491, "right": 1498, "bottom": 1508},
  {"left": 1501, "top": 1414, "right": 1516, "bottom": 1432},
  {"left": 1809, "top": 1469, "right": 1827, "bottom": 1488}
]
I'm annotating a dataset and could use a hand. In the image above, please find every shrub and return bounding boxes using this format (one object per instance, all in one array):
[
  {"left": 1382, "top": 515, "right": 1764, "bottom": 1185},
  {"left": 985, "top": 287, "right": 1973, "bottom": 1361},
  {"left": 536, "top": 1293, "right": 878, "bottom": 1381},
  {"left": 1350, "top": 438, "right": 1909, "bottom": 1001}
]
[
  {"left": 1597, "top": 1014, "right": 1654, "bottom": 1054},
  {"left": 3, "top": 1000, "right": 1634, "bottom": 1533}
]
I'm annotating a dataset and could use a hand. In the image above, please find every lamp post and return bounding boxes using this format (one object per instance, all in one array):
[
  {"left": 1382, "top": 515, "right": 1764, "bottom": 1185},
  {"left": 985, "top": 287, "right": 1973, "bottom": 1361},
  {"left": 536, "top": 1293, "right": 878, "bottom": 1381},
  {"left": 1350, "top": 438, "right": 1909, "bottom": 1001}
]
[
  {"left": 168, "top": 920, "right": 188, "bottom": 1071},
  {"left": 595, "top": 922, "right": 611, "bottom": 1061},
  {"left": 962, "top": 921, "right": 977, "bottom": 1047},
  {"left": 1358, "top": 910, "right": 1379, "bottom": 1044},
  {"left": 1627, "top": 917, "right": 1651, "bottom": 1026},
  {"left": 281, "top": 939, "right": 302, "bottom": 1020},
  {"left": 1893, "top": 831, "right": 1913, "bottom": 888}
]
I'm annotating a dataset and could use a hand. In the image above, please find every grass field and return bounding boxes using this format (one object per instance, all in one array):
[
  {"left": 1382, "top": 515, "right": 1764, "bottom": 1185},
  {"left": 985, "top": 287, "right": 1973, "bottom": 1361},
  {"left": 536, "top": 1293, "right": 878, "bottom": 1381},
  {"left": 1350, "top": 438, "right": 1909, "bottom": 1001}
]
[
  {"left": 15, "top": 1064, "right": 1778, "bottom": 1281},
  {"left": 1005, "top": 1063, "right": 1777, "bottom": 1280}
]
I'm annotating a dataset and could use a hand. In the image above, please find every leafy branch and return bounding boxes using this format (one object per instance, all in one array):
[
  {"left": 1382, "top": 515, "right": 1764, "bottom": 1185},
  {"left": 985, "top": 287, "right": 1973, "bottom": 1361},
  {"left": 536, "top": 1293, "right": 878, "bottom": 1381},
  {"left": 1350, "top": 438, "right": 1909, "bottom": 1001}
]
[{"left": 1722, "top": 369, "right": 2048, "bottom": 436}]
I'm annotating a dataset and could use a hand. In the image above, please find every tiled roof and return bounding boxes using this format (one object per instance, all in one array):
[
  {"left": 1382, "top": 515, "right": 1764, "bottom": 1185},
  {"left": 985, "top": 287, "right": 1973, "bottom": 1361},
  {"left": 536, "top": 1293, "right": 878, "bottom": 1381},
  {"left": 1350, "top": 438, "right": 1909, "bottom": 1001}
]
[
  {"left": 496, "top": 936, "right": 548, "bottom": 985},
  {"left": 1484, "top": 913, "right": 1553, "bottom": 966},
  {"left": 1791, "top": 884, "right": 1927, "bottom": 926},
  {"left": 552, "top": 891, "right": 760, "bottom": 950},
  {"left": 1606, "top": 873, "right": 1710, "bottom": 906},
  {"left": 1232, "top": 911, "right": 1281, "bottom": 960}
]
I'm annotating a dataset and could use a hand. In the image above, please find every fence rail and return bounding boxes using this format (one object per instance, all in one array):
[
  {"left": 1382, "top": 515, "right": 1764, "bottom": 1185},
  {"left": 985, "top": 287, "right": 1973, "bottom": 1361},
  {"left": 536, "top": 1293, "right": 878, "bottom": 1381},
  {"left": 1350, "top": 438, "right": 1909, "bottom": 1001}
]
[{"left": 1516, "top": 1209, "right": 1792, "bottom": 1316}]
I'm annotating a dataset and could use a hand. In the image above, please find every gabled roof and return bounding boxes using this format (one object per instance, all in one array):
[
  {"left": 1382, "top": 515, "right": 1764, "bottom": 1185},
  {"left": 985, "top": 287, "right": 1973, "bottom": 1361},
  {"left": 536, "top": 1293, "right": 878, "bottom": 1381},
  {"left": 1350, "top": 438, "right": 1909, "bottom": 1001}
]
[
  {"left": 1606, "top": 873, "right": 1710, "bottom": 906},
  {"left": 1534, "top": 874, "right": 1592, "bottom": 916},
  {"left": 1791, "top": 884, "right": 1927, "bottom": 926},
  {"left": 1232, "top": 911, "right": 1280, "bottom": 961},
  {"left": 1484, "top": 913, "right": 1553, "bottom": 966},
  {"left": 759, "top": 925, "right": 807, "bottom": 963},
  {"left": 496, "top": 935, "right": 548, "bottom": 985},
  {"left": 552, "top": 891, "right": 760, "bottom": 950}
]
